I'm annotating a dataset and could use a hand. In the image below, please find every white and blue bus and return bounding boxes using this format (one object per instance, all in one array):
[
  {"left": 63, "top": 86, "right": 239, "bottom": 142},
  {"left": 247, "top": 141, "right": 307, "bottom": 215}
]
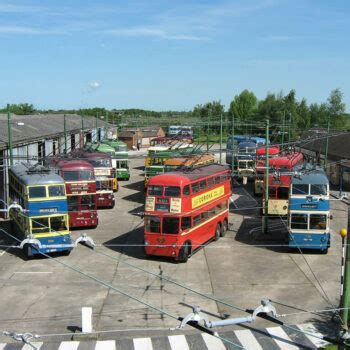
[{"left": 288, "top": 165, "right": 330, "bottom": 253}]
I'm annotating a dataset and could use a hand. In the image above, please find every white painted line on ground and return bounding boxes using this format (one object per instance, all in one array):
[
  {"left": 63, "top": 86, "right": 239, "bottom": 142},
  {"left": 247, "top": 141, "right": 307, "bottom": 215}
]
[
  {"left": 235, "top": 329, "right": 263, "bottom": 350},
  {"left": 168, "top": 335, "right": 190, "bottom": 350},
  {"left": 267, "top": 326, "right": 299, "bottom": 349},
  {"left": 0, "top": 344, "right": 7, "bottom": 350},
  {"left": 22, "top": 342, "right": 43, "bottom": 349},
  {"left": 58, "top": 341, "right": 80, "bottom": 350},
  {"left": 201, "top": 333, "right": 226, "bottom": 350},
  {"left": 95, "top": 340, "right": 116, "bottom": 350},
  {"left": 0, "top": 245, "right": 13, "bottom": 256},
  {"left": 297, "top": 323, "right": 328, "bottom": 348},
  {"left": 133, "top": 337, "right": 153, "bottom": 350},
  {"left": 13, "top": 272, "right": 53, "bottom": 274}
]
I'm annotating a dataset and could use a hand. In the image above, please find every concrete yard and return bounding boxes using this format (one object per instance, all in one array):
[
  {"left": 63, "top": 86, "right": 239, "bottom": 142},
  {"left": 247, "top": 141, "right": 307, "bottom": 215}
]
[{"left": 0, "top": 154, "right": 347, "bottom": 345}]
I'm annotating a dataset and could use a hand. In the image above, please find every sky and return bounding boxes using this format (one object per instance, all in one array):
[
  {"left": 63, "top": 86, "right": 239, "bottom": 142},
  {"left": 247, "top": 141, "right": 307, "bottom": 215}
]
[{"left": 0, "top": 0, "right": 349, "bottom": 111}]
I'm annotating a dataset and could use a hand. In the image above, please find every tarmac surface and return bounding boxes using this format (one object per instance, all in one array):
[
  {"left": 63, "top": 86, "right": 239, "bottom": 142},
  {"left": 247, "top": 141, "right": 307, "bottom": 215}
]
[{"left": 0, "top": 152, "right": 347, "bottom": 348}]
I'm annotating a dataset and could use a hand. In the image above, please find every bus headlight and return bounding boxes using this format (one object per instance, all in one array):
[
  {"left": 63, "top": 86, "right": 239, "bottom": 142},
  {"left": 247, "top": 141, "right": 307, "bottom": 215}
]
[
  {"left": 144, "top": 240, "right": 150, "bottom": 246},
  {"left": 90, "top": 214, "right": 95, "bottom": 218},
  {"left": 172, "top": 243, "right": 177, "bottom": 248},
  {"left": 108, "top": 195, "right": 112, "bottom": 199}
]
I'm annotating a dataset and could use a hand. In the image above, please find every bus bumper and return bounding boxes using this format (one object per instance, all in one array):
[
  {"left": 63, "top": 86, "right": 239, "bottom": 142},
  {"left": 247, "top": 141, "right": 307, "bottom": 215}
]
[
  {"left": 288, "top": 232, "right": 330, "bottom": 250},
  {"left": 144, "top": 236, "right": 179, "bottom": 258},
  {"left": 28, "top": 234, "right": 73, "bottom": 255}
]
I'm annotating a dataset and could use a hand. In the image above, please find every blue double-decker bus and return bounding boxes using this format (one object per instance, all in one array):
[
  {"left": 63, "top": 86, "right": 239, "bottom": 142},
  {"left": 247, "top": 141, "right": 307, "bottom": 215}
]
[
  {"left": 237, "top": 140, "right": 257, "bottom": 179},
  {"left": 226, "top": 135, "right": 247, "bottom": 166},
  {"left": 8, "top": 163, "right": 73, "bottom": 258},
  {"left": 288, "top": 165, "right": 330, "bottom": 253}
]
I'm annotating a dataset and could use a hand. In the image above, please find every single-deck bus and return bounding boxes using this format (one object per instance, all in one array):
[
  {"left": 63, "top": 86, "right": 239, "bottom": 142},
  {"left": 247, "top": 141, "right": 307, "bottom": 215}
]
[{"left": 144, "top": 164, "right": 232, "bottom": 262}]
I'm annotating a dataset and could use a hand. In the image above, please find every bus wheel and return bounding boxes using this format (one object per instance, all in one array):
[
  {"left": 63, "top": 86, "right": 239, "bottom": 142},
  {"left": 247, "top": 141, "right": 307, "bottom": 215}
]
[
  {"left": 23, "top": 244, "right": 33, "bottom": 260},
  {"left": 214, "top": 224, "right": 221, "bottom": 241},
  {"left": 221, "top": 220, "right": 228, "bottom": 237},
  {"left": 178, "top": 242, "right": 190, "bottom": 263},
  {"left": 321, "top": 248, "right": 328, "bottom": 254},
  {"left": 62, "top": 249, "right": 71, "bottom": 256}
]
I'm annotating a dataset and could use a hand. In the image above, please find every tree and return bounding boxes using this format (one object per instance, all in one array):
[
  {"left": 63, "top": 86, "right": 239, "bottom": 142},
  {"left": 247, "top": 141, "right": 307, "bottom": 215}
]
[
  {"left": 1, "top": 103, "right": 36, "bottom": 115},
  {"left": 327, "top": 88, "right": 346, "bottom": 128},
  {"left": 228, "top": 90, "right": 257, "bottom": 124},
  {"left": 193, "top": 101, "right": 224, "bottom": 135}
]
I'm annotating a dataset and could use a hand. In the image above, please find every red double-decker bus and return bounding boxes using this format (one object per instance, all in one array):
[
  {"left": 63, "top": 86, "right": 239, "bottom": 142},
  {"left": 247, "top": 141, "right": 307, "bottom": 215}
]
[
  {"left": 72, "top": 150, "right": 115, "bottom": 209},
  {"left": 262, "top": 152, "right": 304, "bottom": 216},
  {"left": 254, "top": 146, "right": 280, "bottom": 195},
  {"left": 55, "top": 160, "right": 98, "bottom": 228},
  {"left": 144, "top": 164, "right": 232, "bottom": 262}
]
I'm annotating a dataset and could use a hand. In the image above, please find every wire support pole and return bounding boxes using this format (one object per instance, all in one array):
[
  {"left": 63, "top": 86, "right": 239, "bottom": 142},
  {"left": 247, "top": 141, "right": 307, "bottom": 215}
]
[
  {"left": 263, "top": 118, "right": 269, "bottom": 234},
  {"left": 341, "top": 206, "right": 350, "bottom": 332},
  {"left": 231, "top": 113, "right": 234, "bottom": 177},
  {"left": 63, "top": 114, "right": 67, "bottom": 155},
  {"left": 7, "top": 105, "right": 13, "bottom": 167},
  {"left": 324, "top": 116, "right": 330, "bottom": 167},
  {"left": 219, "top": 112, "right": 223, "bottom": 164}
]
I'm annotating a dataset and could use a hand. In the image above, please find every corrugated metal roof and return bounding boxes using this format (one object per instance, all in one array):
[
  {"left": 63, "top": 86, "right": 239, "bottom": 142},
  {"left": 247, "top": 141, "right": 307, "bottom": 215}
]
[{"left": 0, "top": 113, "right": 113, "bottom": 150}]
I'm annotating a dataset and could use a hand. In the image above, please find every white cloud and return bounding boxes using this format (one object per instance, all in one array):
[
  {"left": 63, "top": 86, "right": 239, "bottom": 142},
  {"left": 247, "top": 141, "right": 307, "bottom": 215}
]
[
  {"left": 104, "top": 27, "right": 207, "bottom": 41},
  {"left": 0, "top": 25, "right": 63, "bottom": 35}
]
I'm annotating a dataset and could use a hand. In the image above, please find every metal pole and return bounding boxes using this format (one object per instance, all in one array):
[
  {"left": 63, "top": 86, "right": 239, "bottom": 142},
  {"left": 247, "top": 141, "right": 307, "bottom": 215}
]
[
  {"left": 288, "top": 114, "right": 292, "bottom": 145},
  {"left": 95, "top": 113, "right": 99, "bottom": 142},
  {"left": 341, "top": 216, "right": 350, "bottom": 335},
  {"left": 263, "top": 119, "right": 269, "bottom": 234},
  {"left": 207, "top": 107, "right": 210, "bottom": 152},
  {"left": 63, "top": 114, "right": 67, "bottom": 155},
  {"left": 7, "top": 105, "right": 13, "bottom": 167},
  {"left": 281, "top": 111, "right": 285, "bottom": 149},
  {"left": 219, "top": 113, "right": 223, "bottom": 164},
  {"left": 231, "top": 113, "right": 235, "bottom": 177},
  {"left": 324, "top": 116, "right": 330, "bottom": 167}
]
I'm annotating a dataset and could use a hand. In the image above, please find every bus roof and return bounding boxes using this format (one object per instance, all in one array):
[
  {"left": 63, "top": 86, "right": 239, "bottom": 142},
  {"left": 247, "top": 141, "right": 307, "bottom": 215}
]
[
  {"left": 292, "top": 165, "right": 328, "bottom": 185},
  {"left": 164, "top": 154, "right": 215, "bottom": 167},
  {"left": 256, "top": 146, "right": 280, "bottom": 156},
  {"left": 10, "top": 163, "right": 65, "bottom": 186},
  {"left": 55, "top": 159, "right": 94, "bottom": 170},
  {"left": 268, "top": 152, "right": 304, "bottom": 169},
  {"left": 148, "top": 164, "right": 229, "bottom": 186}
]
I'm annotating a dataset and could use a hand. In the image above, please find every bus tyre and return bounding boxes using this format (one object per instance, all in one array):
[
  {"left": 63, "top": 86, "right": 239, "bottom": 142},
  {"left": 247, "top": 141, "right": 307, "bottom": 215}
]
[
  {"left": 215, "top": 224, "right": 221, "bottom": 241},
  {"left": 221, "top": 220, "right": 228, "bottom": 237},
  {"left": 321, "top": 248, "right": 328, "bottom": 255},
  {"left": 178, "top": 242, "right": 190, "bottom": 263},
  {"left": 23, "top": 244, "right": 33, "bottom": 260},
  {"left": 62, "top": 249, "right": 71, "bottom": 256}
]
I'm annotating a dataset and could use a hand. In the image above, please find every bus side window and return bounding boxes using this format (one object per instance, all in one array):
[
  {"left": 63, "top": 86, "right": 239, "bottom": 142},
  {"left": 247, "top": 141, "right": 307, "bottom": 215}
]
[
  {"left": 193, "top": 215, "right": 201, "bottom": 226},
  {"left": 201, "top": 211, "right": 208, "bottom": 221},
  {"left": 215, "top": 176, "right": 221, "bottom": 183},
  {"left": 199, "top": 180, "right": 207, "bottom": 191},
  {"left": 221, "top": 201, "right": 228, "bottom": 210},
  {"left": 209, "top": 207, "right": 216, "bottom": 218},
  {"left": 181, "top": 216, "right": 192, "bottom": 230},
  {"left": 183, "top": 185, "right": 190, "bottom": 196},
  {"left": 207, "top": 177, "right": 214, "bottom": 188},
  {"left": 192, "top": 182, "right": 200, "bottom": 194},
  {"left": 216, "top": 204, "right": 221, "bottom": 213}
]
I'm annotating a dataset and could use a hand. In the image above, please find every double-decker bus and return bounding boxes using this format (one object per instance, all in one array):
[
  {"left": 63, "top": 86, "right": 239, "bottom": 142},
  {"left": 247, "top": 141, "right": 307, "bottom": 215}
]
[
  {"left": 144, "top": 143, "right": 194, "bottom": 187},
  {"left": 254, "top": 146, "right": 280, "bottom": 195},
  {"left": 102, "top": 140, "right": 130, "bottom": 181},
  {"left": 237, "top": 140, "right": 257, "bottom": 179},
  {"left": 73, "top": 151, "right": 115, "bottom": 209},
  {"left": 262, "top": 152, "right": 304, "bottom": 216},
  {"left": 50, "top": 160, "right": 98, "bottom": 228},
  {"left": 85, "top": 143, "right": 119, "bottom": 191},
  {"left": 225, "top": 135, "right": 247, "bottom": 166},
  {"left": 144, "top": 164, "right": 232, "bottom": 262},
  {"left": 288, "top": 165, "right": 330, "bottom": 253},
  {"left": 8, "top": 163, "right": 72, "bottom": 258},
  {"left": 164, "top": 154, "right": 216, "bottom": 172}
]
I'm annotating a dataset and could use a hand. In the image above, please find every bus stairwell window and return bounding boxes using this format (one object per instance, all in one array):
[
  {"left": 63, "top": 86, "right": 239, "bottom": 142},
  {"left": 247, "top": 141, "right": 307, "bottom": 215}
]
[
  {"left": 309, "top": 214, "right": 327, "bottom": 230},
  {"left": 290, "top": 214, "right": 308, "bottom": 230},
  {"left": 310, "top": 184, "right": 327, "bottom": 196},
  {"left": 29, "top": 186, "right": 46, "bottom": 199},
  {"left": 181, "top": 216, "right": 192, "bottom": 230},
  {"left": 183, "top": 185, "right": 190, "bottom": 196},
  {"left": 163, "top": 217, "right": 179, "bottom": 234},
  {"left": 146, "top": 216, "right": 161, "bottom": 233}
]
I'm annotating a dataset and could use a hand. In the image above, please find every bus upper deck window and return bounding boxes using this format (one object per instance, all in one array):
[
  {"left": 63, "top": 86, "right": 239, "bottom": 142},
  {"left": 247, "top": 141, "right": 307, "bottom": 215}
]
[
  {"left": 49, "top": 185, "right": 65, "bottom": 197},
  {"left": 192, "top": 182, "right": 200, "bottom": 193},
  {"left": 215, "top": 176, "right": 221, "bottom": 183},
  {"left": 29, "top": 186, "right": 46, "bottom": 199},
  {"left": 292, "top": 184, "right": 309, "bottom": 196},
  {"left": 164, "top": 186, "right": 180, "bottom": 197},
  {"left": 80, "top": 170, "right": 94, "bottom": 181},
  {"left": 146, "top": 216, "right": 161, "bottom": 233},
  {"left": 207, "top": 177, "right": 214, "bottom": 187},
  {"left": 183, "top": 185, "right": 190, "bottom": 196},
  {"left": 309, "top": 214, "right": 327, "bottom": 230},
  {"left": 199, "top": 180, "right": 207, "bottom": 191},
  {"left": 148, "top": 185, "right": 163, "bottom": 196},
  {"left": 310, "top": 184, "right": 327, "bottom": 196},
  {"left": 63, "top": 171, "right": 79, "bottom": 181},
  {"left": 163, "top": 217, "right": 179, "bottom": 234}
]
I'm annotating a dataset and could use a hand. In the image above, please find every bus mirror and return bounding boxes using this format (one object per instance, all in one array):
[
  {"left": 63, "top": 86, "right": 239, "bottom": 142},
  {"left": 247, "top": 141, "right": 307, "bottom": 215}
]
[{"left": 330, "top": 215, "right": 333, "bottom": 220}]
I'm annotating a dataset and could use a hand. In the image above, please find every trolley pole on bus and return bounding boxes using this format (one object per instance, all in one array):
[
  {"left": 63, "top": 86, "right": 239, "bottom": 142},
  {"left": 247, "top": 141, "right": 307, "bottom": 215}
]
[
  {"left": 63, "top": 114, "right": 67, "bottom": 155},
  {"left": 262, "top": 119, "right": 269, "bottom": 235},
  {"left": 219, "top": 113, "right": 223, "bottom": 164}
]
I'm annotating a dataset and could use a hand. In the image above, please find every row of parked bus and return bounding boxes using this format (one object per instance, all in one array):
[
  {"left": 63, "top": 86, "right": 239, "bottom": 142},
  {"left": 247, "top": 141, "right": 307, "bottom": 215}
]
[
  {"left": 141, "top": 134, "right": 331, "bottom": 263},
  {"left": 8, "top": 139, "right": 130, "bottom": 258}
]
